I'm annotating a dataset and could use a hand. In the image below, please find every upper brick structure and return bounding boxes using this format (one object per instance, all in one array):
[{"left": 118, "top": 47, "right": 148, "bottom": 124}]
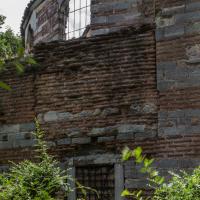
[
  {"left": 1, "top": 0, "right": 200, "bottom": 199},
  {"left": 21, "top": 0, "right": 155, "bottom": 52}
]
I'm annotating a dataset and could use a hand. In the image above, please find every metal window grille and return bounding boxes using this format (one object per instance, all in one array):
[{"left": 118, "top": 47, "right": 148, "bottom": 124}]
[
  {"left": 66, "top": 0, "right": 91, "bottom": 40},
  {"left": 76, "top": 165, "right": 115, "bottom": 200}
]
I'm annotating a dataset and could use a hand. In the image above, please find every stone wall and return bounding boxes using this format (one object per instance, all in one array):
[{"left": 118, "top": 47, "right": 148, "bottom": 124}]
[
  {"left": 156, "top": 0, "right": 200, "bottom": 139},
  {"left": 90, "top": 0, "right": 154, "bottom": 36}
]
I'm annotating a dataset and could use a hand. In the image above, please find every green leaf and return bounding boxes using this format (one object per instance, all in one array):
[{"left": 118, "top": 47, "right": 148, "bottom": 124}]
[
  {"left": 14, "top": 61, "right": 24, "bottom": 74},
  {"left": 0, "top": 81, "right": 11, "bottom": 90},
  {"left": 122, "top": 147, "right": 132, "bottom": 161},
  {"left": 26, "top": 57, "right": 37, "bottom": 65},
  {"left": 144, "top": 158, "right": 154, "bottom": 168},
  {"left": 150, "top": 170, "right": 158, "bottom": 178},
  {"left": 133, "top": 147, "right": 142, "bottom": 160},
  {"left": 136, "top": 190, "right": 143, "bottom": 197},
  {"left": 140, "top": 167, "right": 148, "bottom": 174},
  {"left": 121, "top": 189, "right": 130, "bottom": 196},
  {"left": 17, "top": 46, "right": 25, "bottom": 58},
  {"left": 158, "top": 177, "right": 165, "bottom": 185}
]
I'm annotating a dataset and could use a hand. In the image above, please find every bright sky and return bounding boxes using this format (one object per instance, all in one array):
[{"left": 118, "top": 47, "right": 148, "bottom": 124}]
[{"left": 0, "top": 0, "right": 30, "bottom": 34}]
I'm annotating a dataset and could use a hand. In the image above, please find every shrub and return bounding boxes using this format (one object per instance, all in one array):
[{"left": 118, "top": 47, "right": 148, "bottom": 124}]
[
  {"left": 122, "top": 147, "right": 200, "bottom": 200},
  {"left": 153, "top": 168, "right": 200, "bottom": 200},
  {"left": 0, "top": 120, "right": 72, "bottom": 200}
]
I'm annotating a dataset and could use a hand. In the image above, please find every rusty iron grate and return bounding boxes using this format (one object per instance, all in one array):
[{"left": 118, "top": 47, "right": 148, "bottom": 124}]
[{"left": 76, "top": 165, "right": 115, "bottom": 200}]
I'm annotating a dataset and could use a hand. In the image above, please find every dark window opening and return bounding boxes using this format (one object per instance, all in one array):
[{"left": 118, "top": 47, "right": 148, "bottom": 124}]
[{"left": 76, "top": 165, "right": 115, "bottom": 200}]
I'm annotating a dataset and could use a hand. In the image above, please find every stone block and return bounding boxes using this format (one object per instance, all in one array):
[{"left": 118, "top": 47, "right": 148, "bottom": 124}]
[
  {"left": 71, "top": 137, "right": 91, "bottom": 144},
  {"left": 17, "top": 139, "right": 35, "bottom": 148},
  {"left": 0, "top": 165, "right": 9, "bottom": 172},
  {"left": 0, "top": 124, "right": 20, "bottom": 134},
  {"left": 164, "top": 25, "right": 185, "bottom": 38},
  {"left": 113, "top": 2, "right": 131, "bottom": 10},
  {"left": 47, "top": 141, "right": 56, "bottom": 147},
  {"left": 75, "top": 110, "right": 93, "bottom": 119},
  {"left": 19, "top": 123, "right": 35, "bottom": 132},
  {"left": 155, "top": 29, "right": 164, "bottom": 41},
  {"left": 37, "top": 113, "right": 44, "bottom": 123},
  {"left": 89, "top": 126, "right": 118, "bottom": 137},
  {"left": 157, "top": 61, "right": 177, "bottom": 70},
  {"left": 125, "top": 179, "right": 149, "bottom": 189},
  {"left": 44, "top": 111, "right": 58, "bottom": 122},
  {"left": 135, "top": 129, "right": 157, "bottom": 138},
  {"left": 161, "top": 5, "right": 185, "bottom": 16},
  {"left": 190, "top": 125, "right": 200, "bottom": 134},
  {"left": 186, "top": 2, "right": 200, "bottom": 12},
  {"left": 185, "top": 22, "right": 200, "bottom": 35},
  {"left": 117, "top": 124, "right": 145, "bottom": 134},
  {"left": 97, "top": 136, "right": 115, "bottom": 143},
  {"left": 91, "top": 28, "right": 110, "bottom": 36},
  {"left": 157, "top": 80, "right": 175, "bottom": 91},
  {"left": 156, "top": 16, "right": 175, "bottom": 28},
  {"left": 57, "top": 138, "right": 71, "bottom": 145},
  {"left": 101, "top": 107, "right": 119, "bottom": 116},
  {"left": 175, "top": 12, "right": 200, "bottom": 24},
  {"left": 57, "top": 112, "right": 73, "bottom": 121},
  {"left": 143, "top": 103, "right": 157, "bottom": 114},
  {"left": 107, "top": 13, "right": 140, "bottom": 24},
  {"left": 15, "top": 133, "right": 26, "bottom": 140},
  {"left": 0, "top": 141, "right": 12, "bottom": 149},
  {"left": 154, "top": 159, "right": 200, "bottom": 169},
  {"left": 93, "top": 109, "right": 101, "bottom": 116},
  {"left": 91, "top": 16, "right": 107, "bottom": 24},
  {"left": 159, "top": 127, "right": 177, "bottom": 136},
  {"left": 130, "top": 103, "right": 141, "bottom": 113},
  {"left": 117, "top": 133, "right": 134, "bottom": 140},
  {"left": 187, "top": 109, "right": 200, "bottom": 117},
  {"left": 66, "top": 128, "right": 82, "bottom": 137}
]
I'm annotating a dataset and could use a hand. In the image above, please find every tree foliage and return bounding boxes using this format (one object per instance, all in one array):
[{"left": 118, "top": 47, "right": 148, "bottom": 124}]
[
  {"left": 0, "top": 14, "right": 36, "bottom": 91},
  {"left": 0, "top": 28, "right": 22, "bottom": 60},
  {"left": 0, "top": 15, "right": 6, "bottom": 29},
  {"left": 0, "top": 14, "right": 22, "bottom": 61}
]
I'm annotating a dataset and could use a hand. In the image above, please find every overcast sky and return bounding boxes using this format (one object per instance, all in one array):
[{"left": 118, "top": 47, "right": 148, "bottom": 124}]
[{"left": 0, "top": 0, "right": 30, "bottom": 34}]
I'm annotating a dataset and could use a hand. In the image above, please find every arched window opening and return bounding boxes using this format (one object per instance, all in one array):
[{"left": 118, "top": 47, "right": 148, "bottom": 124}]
[{"left": 66, "top": 0, "right": 91, "bottom": 40}]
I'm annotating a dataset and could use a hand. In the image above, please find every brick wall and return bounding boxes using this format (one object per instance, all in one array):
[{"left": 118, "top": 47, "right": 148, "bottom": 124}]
[{"left": 0, "top": 26, "right": 157, "bottom": 163}]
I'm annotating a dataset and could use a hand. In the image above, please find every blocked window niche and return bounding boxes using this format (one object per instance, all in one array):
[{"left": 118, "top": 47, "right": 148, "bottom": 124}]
[
  {"left": 67, "top": 154, "right": 124, "bottom": 200},
  {"left": 66, "top": 0, "right": 91, "bottom": 39},
  {"left": 76, "top": 165, "right": 115, "bottom": 200}
]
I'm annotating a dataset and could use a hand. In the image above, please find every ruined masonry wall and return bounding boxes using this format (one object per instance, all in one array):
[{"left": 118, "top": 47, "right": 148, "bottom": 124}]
[{"left": 1, "top": 0, "right": 200, "bottom": 192}]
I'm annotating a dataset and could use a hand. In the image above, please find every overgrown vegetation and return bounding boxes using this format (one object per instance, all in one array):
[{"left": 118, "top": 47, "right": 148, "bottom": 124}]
[
  {"left": 122, "top": 147, "right": 200, "bottom": 200},
  {"left": 0, "top": 14, "right": 36, "bottom": 91},
  {"left": 0, "top": 120, "right": 72, "bottom": 200}
]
